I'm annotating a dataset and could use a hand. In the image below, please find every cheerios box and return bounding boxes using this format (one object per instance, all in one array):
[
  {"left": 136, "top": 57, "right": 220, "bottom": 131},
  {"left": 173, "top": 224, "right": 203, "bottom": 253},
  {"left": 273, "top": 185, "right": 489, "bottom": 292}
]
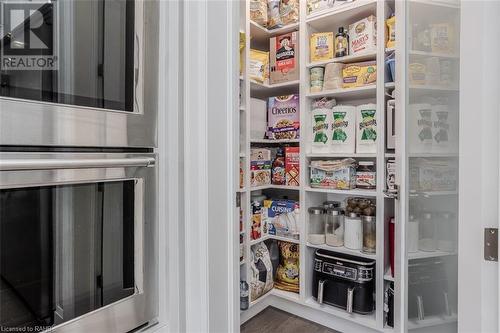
[{"left": 267, "top": 94, "right": 300, "bottom": 140}]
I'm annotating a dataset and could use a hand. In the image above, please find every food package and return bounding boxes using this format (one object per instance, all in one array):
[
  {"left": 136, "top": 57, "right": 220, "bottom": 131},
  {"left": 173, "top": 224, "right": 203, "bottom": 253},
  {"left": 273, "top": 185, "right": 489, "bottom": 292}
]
[
  {"left": 249, "top": 49, "right": 270, "bottom": 84},
  {"left": 251, "top": 201, "right": 263, "bottom": 240},
  {"left": 240, "top": 32, "right": 245, "bottom": 75},
  {"left": 408, "top": 62, "right": 426, "bottom": 85},
  {"left": 386, "top": 15, "right": 396, "bottom": 49},
  {"left": 306, "top": 0, "right": 354, "bottom": 17},
  {"left": 280, "top": 0, "right": 299, "bottom": 25},
  {"left": 285, "top": 146, "right": 300, "bottom": 186},
  {"left": 270, "top": 31, "right": 299, "bottom": 84},
  {"left": 409, "top": 158, "right": 457, "bottom": 192},
  {"left": 345, "top": 197, "right": 376, "bottom": 216},
  {"left": 408, "top": 103, "right": 433, "bottom": 153},
  {"left": 310, "top": 159, "right": 357, "bottom": 190},
  {"left": 432, "top": 104, "right": 457, "bottom": 153},
  {"left": 274, "top": 241, "right": 300, "bottom": 293},
  {"left": 251, "top": 148, "right": 272, "bottom": 186},
  {"left": 356, "top": 104, "right": 377, "bottom": 154},
  {"left": 311, "top": 97, "right": 336, "bottom": 153},
  {"left": 262, "top": 199, "right": 299, "bottom": 238},
  {"left": 310, "top": 32, "right": 334, "bottom": 63},
  {"left": 267, "top": 94, "right": 300, "bottom": 140},
  {"left": 430, "top": 23, "right": 454, "bottom": 54},
  {"left": 309, "top": 66, "right": 325, "bottom": 93},
  {"left": 331, "top": 105, "right": 356, "bottom": 154},
  {"left": 386, "top": 159, "right": 396, "bottom": 191},
  {"left": 323, "top": 62, "right": 343, "bottom": 90},
  {"left": 267, "top": 0, "right": 283, "bottom": 29},
  {"left": 251, "top": 98, "right": 267, "bottom": 139},
  {"left": 250, "top": 242, "right": 274, "bottom": 300},
  {"left": 349, "top": 15, "right": 377, "bottom": 55},
  {"left": 342, "top": 61, "right": 377, "bottom": 88},
  {"left": 250, "top": 0, "right": 268, "bottom": 27}
]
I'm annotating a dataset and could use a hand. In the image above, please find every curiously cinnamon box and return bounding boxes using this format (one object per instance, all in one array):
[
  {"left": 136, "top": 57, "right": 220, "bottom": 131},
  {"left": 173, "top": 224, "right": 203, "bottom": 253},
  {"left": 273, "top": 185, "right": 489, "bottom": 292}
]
[
  {"left": 285, "top": 147, "right": 300, "bottom": 186},
  {"left": 270, "top": 31, "right": 299, "bottom": 84}
]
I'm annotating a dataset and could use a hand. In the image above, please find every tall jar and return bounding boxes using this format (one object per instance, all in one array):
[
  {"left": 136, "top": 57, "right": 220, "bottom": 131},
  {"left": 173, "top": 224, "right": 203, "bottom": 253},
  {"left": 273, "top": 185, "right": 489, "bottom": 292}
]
[
  {"left": 408, "top": 214, "right": 419, "bottom": 253},
  {"left": 323, "top": 201, "right": 341, "bottom": 209},
  {"left": 307, "top": 207, "right": 325, "bottom": 245},
  {"left": 325, "top": 208, "right": 344, "bottom": 247},
  {"left": 344, "top": 213, "right": 363, "bottom": 250},
  {"left": 419, "top": 212, "right": 437, "bottom": 252},
  {"left": 437, "top": 212, "right": 456, "bottom": 252},
  {"left": 362, "top": 215, "right": 376, "bottom": 253}
]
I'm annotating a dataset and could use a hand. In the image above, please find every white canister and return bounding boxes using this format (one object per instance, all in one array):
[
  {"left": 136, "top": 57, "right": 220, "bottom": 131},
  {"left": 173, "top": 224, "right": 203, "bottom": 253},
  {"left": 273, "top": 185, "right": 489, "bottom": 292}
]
[
  {"left": 408, "top": 103, "right": 433, "bottom": 154},
  {"left": 330, "top": 105, "right": 355, "bottom": 154},
  {"left": 311, "top": 107, "right": 332, "bottom": 154},
  {"left": 432, "top": 104, "right": 457, "bottom": 154},
  {"left": 356, "top": 104, "right": 377, "bottom": 154},
  {"left": 408, "top": 215, "right": 419, "bottom": 253},
  {"left": 344, "top": 213, "right": 363, "bottom": 250}
]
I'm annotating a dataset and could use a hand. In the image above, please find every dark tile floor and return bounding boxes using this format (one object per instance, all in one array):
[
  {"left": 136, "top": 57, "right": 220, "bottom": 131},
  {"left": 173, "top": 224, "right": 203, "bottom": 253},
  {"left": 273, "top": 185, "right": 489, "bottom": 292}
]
[{"left": 241, "top": 306, "right": 339, "bottom": 333}]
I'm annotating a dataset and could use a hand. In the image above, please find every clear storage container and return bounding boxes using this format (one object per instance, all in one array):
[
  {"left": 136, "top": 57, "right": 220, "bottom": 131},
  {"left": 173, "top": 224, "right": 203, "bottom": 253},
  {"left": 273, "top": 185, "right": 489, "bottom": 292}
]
[
  {"left": 344, "top": 213, "right": 363, "bottom": 250},
  {"left": 437, "top": 212, "right": 456, "bottom": 252},
  {"left": 419, "top": 212, "right": 437, "bottom": 252},
  {"left": 308, "top": 207, "right": 325, "bottom": 245},
  {"left": 362, "top": 215, "right": 376, "bottom": 253},
  {"left": 325, "top": 208, "right": 344, "bottom": 247}
]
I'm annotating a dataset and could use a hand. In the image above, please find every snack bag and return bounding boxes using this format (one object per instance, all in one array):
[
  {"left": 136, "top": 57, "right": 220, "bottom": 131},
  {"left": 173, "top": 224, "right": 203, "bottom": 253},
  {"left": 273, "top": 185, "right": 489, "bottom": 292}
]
[
  {"left": 249, "top": 49, "right": 270, "bottom": 84},
  {"left": 267, "top": 0, "right": 283, "bottom": 29},
  {"left": 280, "top": 0, "right": 299, "bottom": 25},
  {"left": 250, "top": 0, "right": 268, "bottom": 27}
]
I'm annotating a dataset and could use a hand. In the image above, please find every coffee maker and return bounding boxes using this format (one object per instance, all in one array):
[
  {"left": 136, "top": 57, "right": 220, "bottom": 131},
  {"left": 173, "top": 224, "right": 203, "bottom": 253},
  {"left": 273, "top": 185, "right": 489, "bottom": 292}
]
[{"left": 312, "top": 249, "right": 376, "bottom": 314}]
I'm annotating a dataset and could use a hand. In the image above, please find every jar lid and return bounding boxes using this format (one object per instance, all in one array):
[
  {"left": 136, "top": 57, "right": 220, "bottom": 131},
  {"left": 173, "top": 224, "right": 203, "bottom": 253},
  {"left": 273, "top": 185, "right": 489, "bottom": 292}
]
[
  {"left": 347, "top": 212, "right": 359, "bottom": 218},
  {"left": 363, "top": 215, "right": 376, "bottom": 222},
  {"left": 359, "top": 161, "right": 374, "bottom": 166},
  {"left": 326, "top": 207, "right": 344, "bottom": 216},
  {"left": 422, "top": 212, "right": 432, "bottom": 219},
  {"left": 323, "top": 200, "right": 341, "bottom": 208},
  {"left": 308, "top": 207, "right": 324, "bottom": 215}
]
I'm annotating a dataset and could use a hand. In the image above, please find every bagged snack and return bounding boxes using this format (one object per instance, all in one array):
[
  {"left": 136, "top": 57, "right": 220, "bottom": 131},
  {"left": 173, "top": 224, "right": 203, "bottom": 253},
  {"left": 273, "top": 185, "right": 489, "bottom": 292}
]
[
  {"left": 250, "top": 242, "right": 274, "bottom": 300},
  {"left": 250, "top": 0, "right": 268, "bottom": 27},
  {"left": 249, "top": 49, "right": 270, "bottom": 84},
  {"left": 356, "top": 103, "right": 377, "bottom": 154},
  {"left": 310, "top": 159, "right": 357, "bottom": 190},
  {"left": 274, "top": 241, "right": 300, "bottom": 293},
  {"left": 311, "top": 97, "right": 336, "bottom": 153},
  {"left": 331, "top": 105, "right": 356, "bottom": 154},
  {"left": 323, "top": 62, "right": 343, "bottom": 90},
  {"left": 349, "top": 15, "right": 377, "bottom": 55},
  {"left": 267, "top": 0, "right": 283, "bottom": 29},
  {"left": 386, "top": 15, "right": 396, "bottom": 49},
  {"left": 240, "top": 32, "right": 246, "bottom": 75},
  {"left": 267, "top": 94, "right": 300, "bottom": 140},
  {"left": 342, "top": 61, "right": 377, "bottom": 88},
  {"left": 285, "top": 146, "right": 300, "bottom": 186},
  {"left": 280, "top": 0, "right": 299, "bottom": 25},
  {"left": 270, "top": 32, "right": 299, "bottom": 84},
  {"left": 310, "top": 32, "right": 334, "bottom": 62}
]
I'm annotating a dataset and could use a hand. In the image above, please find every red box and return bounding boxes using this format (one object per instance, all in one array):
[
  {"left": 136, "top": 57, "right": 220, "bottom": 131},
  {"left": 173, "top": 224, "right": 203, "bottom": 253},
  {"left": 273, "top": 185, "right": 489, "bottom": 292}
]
[{"left": 285, "top": 147, "right": 300, "bottom": 186}]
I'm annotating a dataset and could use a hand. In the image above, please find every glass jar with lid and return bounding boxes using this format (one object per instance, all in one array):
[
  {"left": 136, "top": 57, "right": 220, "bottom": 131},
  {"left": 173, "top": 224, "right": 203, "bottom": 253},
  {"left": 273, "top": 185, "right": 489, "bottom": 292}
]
[
  {"left": 362, "top": 215, "right": 376, "bottom": 253},
  {"left": 325, "top": 208, "right": 344, "bottom": 247},
  {"left": 419, "top": 212, "right": 437, "bottom": 252},
  {"left": 344, "top": 213, "right": 363, "bottom": 250},
  {"left": 437, "top": 212, "right": 456, "bottom": 252},
  {"left": 307, "top": 207, "right": 325, "bottom": 245},
  {"left": 323, "top": 201, "right": 341, "bottom": 209},
  {"left": 356, "top": 161, "right": 376, "bottom": 189},
  {"left": 408, "top": 214, "right": 419, "bottom": 253}
]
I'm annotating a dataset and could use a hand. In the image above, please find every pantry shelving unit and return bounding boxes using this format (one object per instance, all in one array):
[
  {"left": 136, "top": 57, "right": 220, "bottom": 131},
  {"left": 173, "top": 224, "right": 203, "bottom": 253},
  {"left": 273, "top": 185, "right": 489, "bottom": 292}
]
[{"left": 237, "top": 0, "right": 460, "bottom": 332}]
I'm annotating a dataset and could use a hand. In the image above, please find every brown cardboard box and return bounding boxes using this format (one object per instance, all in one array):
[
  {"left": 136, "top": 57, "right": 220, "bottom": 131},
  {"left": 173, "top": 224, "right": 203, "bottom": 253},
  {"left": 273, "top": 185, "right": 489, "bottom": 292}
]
[{"left": 270, "top": 31, "right": 299, "bottom": 85}]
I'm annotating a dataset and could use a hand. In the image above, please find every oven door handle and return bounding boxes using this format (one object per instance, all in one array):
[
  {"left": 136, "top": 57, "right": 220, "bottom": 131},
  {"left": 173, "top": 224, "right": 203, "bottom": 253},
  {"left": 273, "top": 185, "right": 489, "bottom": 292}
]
[{"left": 0, "top": 157, "right": 155, "bottom": 171}]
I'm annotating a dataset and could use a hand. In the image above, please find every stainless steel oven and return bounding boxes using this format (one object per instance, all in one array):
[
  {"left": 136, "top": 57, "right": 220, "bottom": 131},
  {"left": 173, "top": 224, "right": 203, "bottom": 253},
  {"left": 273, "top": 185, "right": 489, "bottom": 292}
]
[
  {"left": 0, "top": 0, "right": 159, "bottom": 148},
  {"left": 0, "top": 152, "right": 157, "bottom": 332}
]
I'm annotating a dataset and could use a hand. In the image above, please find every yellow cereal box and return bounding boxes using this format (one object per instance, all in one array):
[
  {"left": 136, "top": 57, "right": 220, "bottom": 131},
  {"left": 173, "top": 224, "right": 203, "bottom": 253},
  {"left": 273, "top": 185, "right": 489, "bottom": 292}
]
[
  {"left": 342, "top": 61, "right": 377, "bottom": 88},
  {"left": 309, "top": 32, "right": 334, "bottom": 63}
]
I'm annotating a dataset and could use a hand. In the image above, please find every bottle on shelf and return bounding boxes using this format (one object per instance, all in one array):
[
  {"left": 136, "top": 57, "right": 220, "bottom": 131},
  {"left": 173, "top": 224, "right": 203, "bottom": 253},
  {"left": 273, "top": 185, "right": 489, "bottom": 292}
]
[
  {"left": 335, "top": 27, "right": 349, "bottom": 58},
  {"left": 240, "top": 280, "right": 249, "bottom": 310}
]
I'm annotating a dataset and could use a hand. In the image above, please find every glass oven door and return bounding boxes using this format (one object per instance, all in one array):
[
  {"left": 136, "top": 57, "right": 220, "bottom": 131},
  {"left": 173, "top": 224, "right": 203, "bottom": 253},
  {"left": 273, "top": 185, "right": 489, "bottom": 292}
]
[
  {"left": 0, "top": 153, "right": 157, "bottom": 332},
  {"left": 0, "top": 0, "right": 159, "bottom": 148}
]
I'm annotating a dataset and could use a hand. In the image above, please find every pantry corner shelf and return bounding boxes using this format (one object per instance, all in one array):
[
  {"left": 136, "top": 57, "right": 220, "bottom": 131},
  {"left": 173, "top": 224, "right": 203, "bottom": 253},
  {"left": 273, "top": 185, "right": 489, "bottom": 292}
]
[
  {"left": 306, "top": 51, "right": 377, "bottom": 68},
  {"left": 250, "top": 184, "right": 300, "bottom": 191},
  {"left": 408, "top": 250, "right": 457, "bottom": 260},
  {"left": 407, "top": 313, "right": 458, "bottom": 330},
  {"left": 305, "top": 186, "right": 378, "bottom": 197},
  {"left": 249, "top": 20, "right": 299, "bottom": 44},
  {"left": 250, "top": 234, "right": 300, "bottom": 246},
  {"left": 306, "top": 0, "right": 377, "bottom": 32},
  {"left": 250, "top": 138, "right": 300, "bottom": 144},
  {"left": 250, "top": 79, "right": 300, "bottom": 98},
  {"left": 306, "top": 153, "right": 377, "bottom": 159},
  {"left": 409, "top": 49, "right": 459, "bottom": 59},
  {"left": 306, "top": 85, "right": 377, "bottom": 100},
  {"left": 306, "top": 242, "right": 377, "bottom": 260}
]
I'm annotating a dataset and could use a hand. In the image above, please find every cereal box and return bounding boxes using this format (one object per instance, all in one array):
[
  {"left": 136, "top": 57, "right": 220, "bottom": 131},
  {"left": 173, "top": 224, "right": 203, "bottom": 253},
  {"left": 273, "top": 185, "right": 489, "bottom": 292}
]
[
  {"left": 251, "top": 148, "right": 272, "bottom": 186},
  {"left": 267, "top": 95, "right": 300, "bottom": 140},
  {"left": 342, "top": 61, "right": 377, "bottom": 88},
  {"left": 285, "top": 147, "right": 300, "bottom": 186},
  {"left": 270, "top": 32, "right": 299, "bottom": 84},
  {"left": 310, "top": 32, "right": 334, "bottom": 63},
  {"left": 349, "top": 15, "right": 377, "bottom": 55}
]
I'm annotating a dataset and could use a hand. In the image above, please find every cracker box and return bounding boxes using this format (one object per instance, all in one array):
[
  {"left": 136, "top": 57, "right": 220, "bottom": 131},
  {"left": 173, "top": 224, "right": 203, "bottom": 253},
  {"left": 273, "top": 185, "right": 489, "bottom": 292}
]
[
  {"left": 270, "top": 32, "right": 300, "bottom": 84},
  {"left": 262, "top": 199, "right": 300, "bottom": 238},
  {"left": 349, "top": 15, "right": 377, "bottom": 55},
  {"left": 267, "top": 95, "right": 300, "bottom": 140},
  {"left": 285, "top": 147, "right": 300, "bottom": 186},
  {"left": 309, "top": 32, "right": 334, "bottom": 63},
  {"left": 342, "top": 61, "right": 377, "bottom": 88}
]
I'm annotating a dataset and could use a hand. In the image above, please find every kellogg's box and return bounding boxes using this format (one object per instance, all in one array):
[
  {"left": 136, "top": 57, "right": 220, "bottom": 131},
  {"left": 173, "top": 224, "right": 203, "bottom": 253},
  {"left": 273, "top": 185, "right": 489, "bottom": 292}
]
[
  {"left": 267, "top": 94, "right": 300, "bottom": 140},
  {"left": 270, "top": 31, "right": 299, "bottom": 84}
]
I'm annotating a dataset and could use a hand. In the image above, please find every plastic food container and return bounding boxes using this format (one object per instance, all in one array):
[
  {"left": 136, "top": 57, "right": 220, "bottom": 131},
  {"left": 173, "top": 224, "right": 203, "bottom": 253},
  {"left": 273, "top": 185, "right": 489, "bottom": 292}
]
[{"left": 308, "top": 207, "right": 325, "bottom": 245}]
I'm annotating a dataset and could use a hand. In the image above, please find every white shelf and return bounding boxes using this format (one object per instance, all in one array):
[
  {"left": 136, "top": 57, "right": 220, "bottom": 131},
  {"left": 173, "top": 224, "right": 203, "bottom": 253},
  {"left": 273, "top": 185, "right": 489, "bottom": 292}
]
[
  {"left": 384, "top": 268, "right": 394, "bottom": 282},
  {"left": 249, "top": 20, "right": 299, "bottom": 45},
  {"left": 409, "top": 50, "right": 459, "bottom": 59},
  {"left": 306, "top": 51, "right": 376, "bottom": 68},
  {"left": 408, "top": 250, "right": 457, "bottom": 260},
  {"left": 408, "top": 152, "right": 458, "bottom": 158},
  {"left": 250, "top": 184, "right": 300, "bottom": 191},
  {"left": 307, "top": 243, "right": 377, "bottom": 260},
  {"left": 385, "top": 47, "right": 395, "bottom": 53},
  {"left": 408, "top": 313, "right": 458, "bottom": 330},
  {"left": 249, "top": 289, "right": 272, "bottom": 308},
  {"left": 250, "top": 234, "right": 300, "bottom": 246},
  {"left": 306, "top": 85, "right": 377, "bottom": 100},
  {"left": 385, "top": 82, "right": 395, "bottom": 89},
  {"left": 306, "top": 0, "right": 377, "bottom": 31},
  {"left": 250, "top": 138, "right": 300, "bottom": 144},
  {"left": 272, "top": 288, "right": 301, "bottom": 303},
  {"left": 305, "top": 186, "right": 377, "bottom": 197},
  {"left": 306, "top": 153, "right": 377, "bottom": 158},
  {"left": 236, "top": 188, "right": 246, "bottom": 193},
  {"left": 385, "top": 153, "right": 396, "bottom": 158},
  {"left": 304, "top": 297, "right": 378, "bottom": 330},
  {"left": 250, "top": 79, "right": 300, "bottom": 98},
  {"left": 409, "top": 190, "right": 458, "bottom": 198}
]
